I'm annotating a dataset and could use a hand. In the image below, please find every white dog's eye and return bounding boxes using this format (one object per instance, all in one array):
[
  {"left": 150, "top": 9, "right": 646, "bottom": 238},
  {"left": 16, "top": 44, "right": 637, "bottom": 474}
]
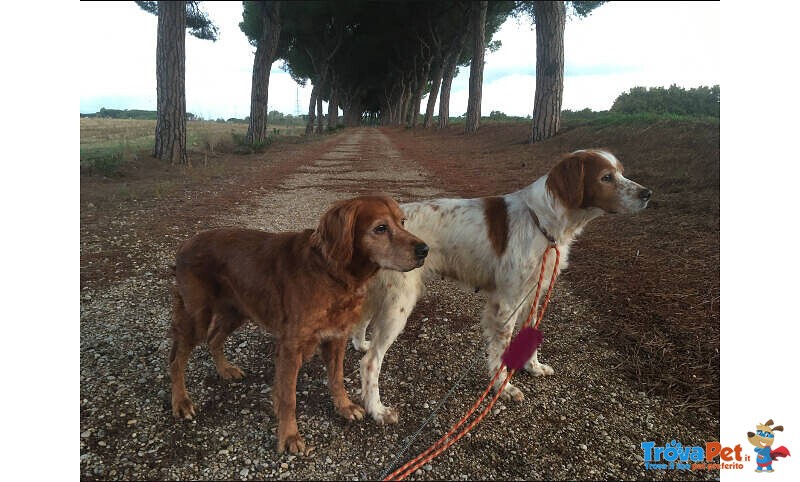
[{"left": 601, "top": 174, "right": 613, "bottom": 182}]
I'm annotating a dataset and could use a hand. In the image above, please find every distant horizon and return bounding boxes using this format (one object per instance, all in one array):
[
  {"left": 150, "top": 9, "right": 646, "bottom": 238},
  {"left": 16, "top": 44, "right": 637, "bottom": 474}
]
[{"left": 80, "top": 80, "right": 721, "bottom": 120}]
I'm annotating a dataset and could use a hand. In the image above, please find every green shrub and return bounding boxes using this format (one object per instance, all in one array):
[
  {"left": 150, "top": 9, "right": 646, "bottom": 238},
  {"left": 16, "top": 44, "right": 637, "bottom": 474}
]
[
  {"left": 80, "top": 141, "right": 138, "bottom": 176},
  {"left": 611, "top": 85, "right": 719, "bottom": 117}
]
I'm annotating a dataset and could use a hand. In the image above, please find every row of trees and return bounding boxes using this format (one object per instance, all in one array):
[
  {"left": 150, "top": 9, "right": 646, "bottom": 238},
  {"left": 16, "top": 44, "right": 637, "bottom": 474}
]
[
  {"left": 136, "top": 1, "right": 605, "bottom": 164},
  {"left": 611, "top": 85, "right": 720, "bottom": 117}
]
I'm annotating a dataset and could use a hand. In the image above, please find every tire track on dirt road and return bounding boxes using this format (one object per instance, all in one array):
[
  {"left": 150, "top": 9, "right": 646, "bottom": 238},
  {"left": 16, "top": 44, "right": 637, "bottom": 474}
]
[{"left": 229, "top": 128, "right": 443, "bottom": 231}]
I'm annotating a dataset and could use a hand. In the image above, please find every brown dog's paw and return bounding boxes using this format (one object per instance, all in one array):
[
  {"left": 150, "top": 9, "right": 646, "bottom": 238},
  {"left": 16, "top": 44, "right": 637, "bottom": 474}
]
[
  {"left": 336, "top": 402, "right": 366, "bottom": 422},
  {"left": 217, "top": 363, "right": 245, "bottom": 380},
  {"left": 278, "top": 433, "right": 307, "bottom": 455},
  {"left": 172, "top": 396, "right": 196, "bottom": 420}
]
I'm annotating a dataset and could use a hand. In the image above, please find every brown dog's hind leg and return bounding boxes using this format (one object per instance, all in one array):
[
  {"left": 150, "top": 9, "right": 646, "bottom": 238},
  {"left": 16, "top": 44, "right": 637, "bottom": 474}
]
[
  {"left": 321, "top": 338, "right": 365, "bottom": 421},
  {"left": 169, "top": 292, "right": 202, "bottom": 420},
  {"left": 207, "top": 307, "right": 246, "bottom": 380},
  {"left": 272, "top": 346, "right": 307, "bottom": 454}
]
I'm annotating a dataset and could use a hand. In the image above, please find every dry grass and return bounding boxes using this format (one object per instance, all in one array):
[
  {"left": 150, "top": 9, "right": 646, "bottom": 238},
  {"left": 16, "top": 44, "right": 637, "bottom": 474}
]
[{"left": 79, "top": 118, "right": 306, "bottom": 174}]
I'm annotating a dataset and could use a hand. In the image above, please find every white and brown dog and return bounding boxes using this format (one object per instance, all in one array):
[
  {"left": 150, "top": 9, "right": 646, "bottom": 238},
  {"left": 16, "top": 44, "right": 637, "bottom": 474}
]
[{"left": 352, "top": 149, "right": 652, "bottom": 424}]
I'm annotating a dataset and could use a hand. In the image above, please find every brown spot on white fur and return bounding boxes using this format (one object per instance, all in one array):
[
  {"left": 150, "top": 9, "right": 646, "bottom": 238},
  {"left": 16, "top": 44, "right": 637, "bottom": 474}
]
[{"left": 482, "top": 196, "right": 509, "bottom": 257}]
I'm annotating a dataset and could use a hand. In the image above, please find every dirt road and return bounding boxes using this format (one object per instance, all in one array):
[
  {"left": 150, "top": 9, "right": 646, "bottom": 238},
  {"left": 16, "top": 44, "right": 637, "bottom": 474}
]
[{"left": 80, "top": 128, "right": 718, "bottom": 480}]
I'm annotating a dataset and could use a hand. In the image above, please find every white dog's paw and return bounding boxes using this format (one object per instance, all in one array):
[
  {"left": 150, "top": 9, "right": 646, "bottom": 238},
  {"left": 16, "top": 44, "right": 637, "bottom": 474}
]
[
  {"left": 368, "top": 403, "right": 399, "bottom": 425},
  {"left": 351, "top": 337, "right": 371, "bottom": 352},
  {"left": 499, "top": 382, "right": 525, "bottom": 402},
  {"left": 525, "top": 361, "right": 555, "bottom": 377}
]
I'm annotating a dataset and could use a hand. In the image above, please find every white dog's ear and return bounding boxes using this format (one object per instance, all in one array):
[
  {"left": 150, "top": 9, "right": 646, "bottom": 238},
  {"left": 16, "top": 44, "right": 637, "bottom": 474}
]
[{"left": 546, "top": 153, "right": 585, "bottom": 209}]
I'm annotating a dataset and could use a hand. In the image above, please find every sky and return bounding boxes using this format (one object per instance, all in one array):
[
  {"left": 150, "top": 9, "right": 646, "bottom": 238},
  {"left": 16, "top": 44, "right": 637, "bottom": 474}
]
[{"left": 79, "top": 1, "right": 719, "bottom": 120}]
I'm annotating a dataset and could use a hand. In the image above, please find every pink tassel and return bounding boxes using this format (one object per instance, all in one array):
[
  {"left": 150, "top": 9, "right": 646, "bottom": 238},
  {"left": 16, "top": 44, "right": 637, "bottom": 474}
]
[{"left": 501, "top": 327, "right": 543, "bottom": 370}]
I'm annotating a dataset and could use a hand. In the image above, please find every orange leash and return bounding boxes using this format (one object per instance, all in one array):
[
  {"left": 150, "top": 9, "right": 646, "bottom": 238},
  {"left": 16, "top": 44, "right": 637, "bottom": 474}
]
[{"left": 385, "top": 246, "right": 561, "bottom": 481}]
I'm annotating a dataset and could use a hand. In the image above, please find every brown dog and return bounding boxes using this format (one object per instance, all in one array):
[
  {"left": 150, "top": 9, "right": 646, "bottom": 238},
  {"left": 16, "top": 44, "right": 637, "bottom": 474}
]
[{"left": 169, "top": 195, "right": 428, "bottom": 454}]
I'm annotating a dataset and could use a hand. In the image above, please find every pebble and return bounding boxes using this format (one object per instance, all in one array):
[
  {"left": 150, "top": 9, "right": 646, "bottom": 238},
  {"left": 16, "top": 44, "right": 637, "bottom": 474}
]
[
  {"left": 240, "top": 468, "right": 249, "bottom": 477},
  {"left": 579, "top": 444, "right": 587, "bottom": 450},
  {"left": 280, "top": 463, "right": 289, "bottom": 470},
  {"left": 424, "top": 464, "right": 433, "bottom": 471}
]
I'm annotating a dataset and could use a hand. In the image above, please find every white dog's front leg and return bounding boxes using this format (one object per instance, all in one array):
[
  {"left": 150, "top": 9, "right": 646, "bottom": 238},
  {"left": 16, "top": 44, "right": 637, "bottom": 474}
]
[
  {"left": 481, "top": 296, "right": 525, "bottom": 402},
  {"left": 359, "top": 285, "right": 419, "bottom": 425}
]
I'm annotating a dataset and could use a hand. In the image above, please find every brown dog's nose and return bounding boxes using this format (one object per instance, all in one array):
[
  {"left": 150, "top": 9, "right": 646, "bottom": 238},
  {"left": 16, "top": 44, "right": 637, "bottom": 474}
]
[
  {"left": 748, "top": 432, "right": 755, "bottom": 438},
  {"left": 414, "top": 242, "right": 429, "bottom": 259}
]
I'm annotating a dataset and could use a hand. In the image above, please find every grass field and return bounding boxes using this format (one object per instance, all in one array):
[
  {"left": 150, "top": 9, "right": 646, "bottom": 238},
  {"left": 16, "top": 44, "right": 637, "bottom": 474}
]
[{"left": 80, "top": 118, "right": 306, "bottom": 174}]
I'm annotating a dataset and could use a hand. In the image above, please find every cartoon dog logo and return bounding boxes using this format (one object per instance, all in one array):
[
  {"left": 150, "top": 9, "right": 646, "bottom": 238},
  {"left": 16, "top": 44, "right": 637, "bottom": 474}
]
[{"left": 747, "top": 419, "right": 791, "bottom": 473}]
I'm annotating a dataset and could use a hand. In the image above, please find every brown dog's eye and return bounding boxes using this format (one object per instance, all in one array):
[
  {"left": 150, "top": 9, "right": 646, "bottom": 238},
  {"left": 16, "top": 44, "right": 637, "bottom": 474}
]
[
  {"left": 601, "top": 174, "right": 613, "bottom": 183},
  {"left": 374, "top": 225, "right": 388, "bottom": 234}
]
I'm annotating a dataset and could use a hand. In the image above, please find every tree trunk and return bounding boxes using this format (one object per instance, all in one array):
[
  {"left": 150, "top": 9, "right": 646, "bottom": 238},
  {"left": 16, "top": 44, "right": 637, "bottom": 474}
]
[
  {"left": 245, "top": 2, "right": 281, "bottom": 146},
  {"left": 423, "top": 56, "right": 444, "bottom": 128},
  {"left": 154, "top": 1, "right": 187, "bottom": 164},
  {"left": 464, "top": 1, "right": 487, "bottom": 135},
  {"left": 327, "top": 88, "right": 338, "bottom": 130},
  {"left": 245, "top": 2, "right": 281, "bottom": 145},
  {"left": 409, "top": 60, "right": 430, "bottom": 128},
  {"left": 438, "top": 37, "right": 465, "bottom": 130},
  {"left": 530, "top": 0, "right": 566, "bottom": 143},
  {"left": 412, "top": 95, "right": 422, "bottom": 127},
  {"left": 398, "top": 79, "right": 409, "bottom": 126},
  {"left": 316, "top": 92, "right": 324, "bottom": 134},
  {"left": 305, "top": 84, "right": 317, "bottom": 135}
]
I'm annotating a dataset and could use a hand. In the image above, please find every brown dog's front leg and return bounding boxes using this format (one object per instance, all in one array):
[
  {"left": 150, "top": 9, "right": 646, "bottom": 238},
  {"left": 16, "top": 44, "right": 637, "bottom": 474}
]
[
  {"left": 320, "top": 338, "right": 366, "bottom": 421},
  {"left": 273, "top": 347, "right": 306, "bottom": 454}
]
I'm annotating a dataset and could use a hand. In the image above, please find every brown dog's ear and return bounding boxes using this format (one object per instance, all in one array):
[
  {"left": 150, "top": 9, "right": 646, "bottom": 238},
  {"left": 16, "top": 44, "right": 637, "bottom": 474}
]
[
  {"left": 765, "top": 419, "right": 774, "bottom": 426},
  {"left": 312, "top": 199, "right": 359, "bottom": 267},
  {"left": 772, "top": 425, "right": 784, "bottom": 432},
  {"left": 546, "top": 153, "right": 585, "bottom": 209}
]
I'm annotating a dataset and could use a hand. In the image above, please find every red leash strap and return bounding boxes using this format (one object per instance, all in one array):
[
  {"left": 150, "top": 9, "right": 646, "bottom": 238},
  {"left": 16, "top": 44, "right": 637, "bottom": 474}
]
[{"left": 385, "top": 246, "right": 560, "bottom": 481}]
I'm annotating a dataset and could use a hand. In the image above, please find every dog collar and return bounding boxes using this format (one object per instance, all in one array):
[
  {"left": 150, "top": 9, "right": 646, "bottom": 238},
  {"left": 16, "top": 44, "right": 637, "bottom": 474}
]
[{"left": 528, "top": 207, "right": 556, "bottom": 245}]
